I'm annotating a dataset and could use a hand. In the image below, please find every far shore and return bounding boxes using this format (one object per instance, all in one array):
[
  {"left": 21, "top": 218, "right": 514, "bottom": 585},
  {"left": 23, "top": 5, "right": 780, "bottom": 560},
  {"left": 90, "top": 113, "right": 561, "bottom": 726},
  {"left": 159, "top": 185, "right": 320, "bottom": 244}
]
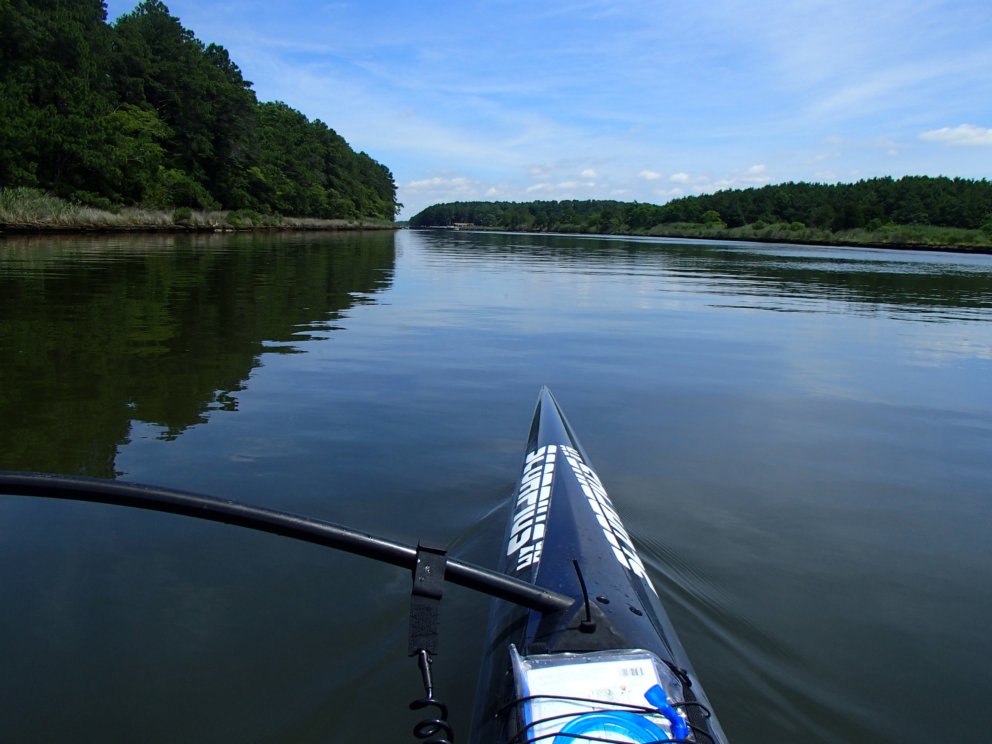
[{"left": 3, "top": 186, "right": 989, "bottom": 256}]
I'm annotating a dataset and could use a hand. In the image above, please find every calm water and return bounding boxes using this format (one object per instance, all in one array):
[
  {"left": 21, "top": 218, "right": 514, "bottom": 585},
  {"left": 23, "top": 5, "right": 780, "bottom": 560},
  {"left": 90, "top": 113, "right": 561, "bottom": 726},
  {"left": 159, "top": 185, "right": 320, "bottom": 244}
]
[{"left": 1, "top": 230, "right": 990, "bottom": 743}]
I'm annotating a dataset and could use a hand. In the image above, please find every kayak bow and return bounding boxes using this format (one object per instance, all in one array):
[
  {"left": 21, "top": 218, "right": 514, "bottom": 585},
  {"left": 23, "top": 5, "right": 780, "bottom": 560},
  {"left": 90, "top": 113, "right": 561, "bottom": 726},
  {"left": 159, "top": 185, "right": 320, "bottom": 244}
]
[{"left": 473, "top": 387, "right": 728, "bottom": 743}]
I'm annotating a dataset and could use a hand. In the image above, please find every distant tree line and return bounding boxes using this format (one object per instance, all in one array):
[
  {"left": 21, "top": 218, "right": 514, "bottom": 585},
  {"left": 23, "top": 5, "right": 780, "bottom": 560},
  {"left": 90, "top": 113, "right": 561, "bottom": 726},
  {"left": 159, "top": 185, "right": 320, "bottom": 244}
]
[
  {"left": 0, "top": 0, "right": 398, "bottom": 220},
  {"left": 409, "top": 177, "right": 992, "bottom": 234}
]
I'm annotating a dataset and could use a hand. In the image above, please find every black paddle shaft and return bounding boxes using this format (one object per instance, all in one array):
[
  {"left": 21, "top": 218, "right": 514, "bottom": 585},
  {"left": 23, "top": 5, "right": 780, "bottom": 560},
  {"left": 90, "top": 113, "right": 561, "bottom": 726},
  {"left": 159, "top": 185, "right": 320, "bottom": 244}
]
[{"left": 0, "top": 471, "right": 572, "bottom": 614}]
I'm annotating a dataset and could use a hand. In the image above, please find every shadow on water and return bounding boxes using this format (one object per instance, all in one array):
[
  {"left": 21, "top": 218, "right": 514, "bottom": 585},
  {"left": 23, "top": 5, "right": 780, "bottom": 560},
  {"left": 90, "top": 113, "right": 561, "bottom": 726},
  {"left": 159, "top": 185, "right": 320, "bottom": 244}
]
[{"left": 0, "top": 231, "right": 395, "bottom": 477}]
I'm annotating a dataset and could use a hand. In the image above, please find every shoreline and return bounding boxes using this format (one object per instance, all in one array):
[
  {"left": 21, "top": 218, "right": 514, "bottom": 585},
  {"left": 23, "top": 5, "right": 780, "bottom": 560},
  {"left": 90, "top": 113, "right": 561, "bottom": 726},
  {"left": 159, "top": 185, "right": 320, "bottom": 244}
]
[
  {"left": 429, "top": 225, "right": 992, "bottom": 257},
  {"left": 0, "top": 221, "right": 399, "bottom": 236},
  {"left": 0, "top": 189, "right": 398, "bottom": 237},
  {"left": 4, "top": 221, "right": 990, "bottom": 256}
]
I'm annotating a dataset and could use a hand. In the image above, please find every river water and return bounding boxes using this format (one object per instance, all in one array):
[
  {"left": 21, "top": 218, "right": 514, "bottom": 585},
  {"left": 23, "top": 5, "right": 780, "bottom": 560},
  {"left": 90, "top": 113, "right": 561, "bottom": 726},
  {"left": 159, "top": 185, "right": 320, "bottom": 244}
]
[{"left": 1, "top": 229, "right": 990, "bottom": 743}]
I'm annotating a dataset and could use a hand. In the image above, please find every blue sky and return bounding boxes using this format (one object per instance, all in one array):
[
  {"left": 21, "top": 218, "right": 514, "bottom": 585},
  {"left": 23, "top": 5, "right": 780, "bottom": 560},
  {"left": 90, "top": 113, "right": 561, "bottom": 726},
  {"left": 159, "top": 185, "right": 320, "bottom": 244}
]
[{"left": 104, "top": 0, "right": 992, "bottom": 218}]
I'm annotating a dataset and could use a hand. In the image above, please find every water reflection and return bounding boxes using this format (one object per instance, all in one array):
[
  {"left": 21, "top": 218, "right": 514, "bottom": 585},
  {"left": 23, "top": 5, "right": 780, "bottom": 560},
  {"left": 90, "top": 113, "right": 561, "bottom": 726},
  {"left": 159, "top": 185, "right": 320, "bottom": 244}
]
[
  {"left": 0, "top": 232, "right": 395, "bottom": 476},
  {"left": 413, "top": 229, "right": 992, "bottom": 320}
]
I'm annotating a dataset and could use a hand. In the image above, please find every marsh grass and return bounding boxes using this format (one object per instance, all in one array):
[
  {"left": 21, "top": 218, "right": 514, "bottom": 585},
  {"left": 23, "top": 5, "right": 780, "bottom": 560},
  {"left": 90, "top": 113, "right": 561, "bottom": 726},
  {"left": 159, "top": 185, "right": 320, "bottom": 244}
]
[
  {"left": 0, "top": 188, "right": 394, "bottom": 232},
  {"left": 0, "top": 187, "right": 82, "bottom": 225},
  {"left": 635, "top": 220, "right": 992, "bottom": 251}
]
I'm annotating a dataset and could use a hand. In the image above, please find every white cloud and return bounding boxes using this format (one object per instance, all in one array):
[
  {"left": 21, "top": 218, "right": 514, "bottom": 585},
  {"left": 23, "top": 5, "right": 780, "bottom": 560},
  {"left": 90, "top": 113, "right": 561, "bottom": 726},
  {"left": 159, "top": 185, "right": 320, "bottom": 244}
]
[
  {"left": 740, "top": 164, "right": 770, "bottom": 185},
  {"left": 406, "top": 177, "right": 444, "bottom": 189},
  {"left": 406, "top": 176, "right": 472, "bottom": 191},
  {"left": 920, "top": 124, "right": 992, "bottom": 147},
  {"left": 401, "top": 174, "right": 485, "bottom": 212},
  {"left": 581, "top": 168, "right": 597, "bottom": 178},
  {"left": 639, "top": 170, "right": 662, "bottom": 180},
  {"left": 669, "top": 172, "right": 690, "bottom": 183}
]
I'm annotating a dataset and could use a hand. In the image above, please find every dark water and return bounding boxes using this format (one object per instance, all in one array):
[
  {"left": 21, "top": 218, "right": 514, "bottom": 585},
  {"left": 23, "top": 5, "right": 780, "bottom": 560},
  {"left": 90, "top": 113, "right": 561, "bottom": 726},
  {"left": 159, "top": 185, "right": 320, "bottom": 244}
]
[{"left": 1, "top": 230, "right": 990, "bottom": 743}]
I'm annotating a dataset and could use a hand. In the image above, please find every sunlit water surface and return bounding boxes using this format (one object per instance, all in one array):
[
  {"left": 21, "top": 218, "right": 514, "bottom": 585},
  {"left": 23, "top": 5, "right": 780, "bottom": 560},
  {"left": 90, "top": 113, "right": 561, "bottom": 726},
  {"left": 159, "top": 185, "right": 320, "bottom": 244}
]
[{"left": 1, "top": 230, "right": 990, "bottom": 743}]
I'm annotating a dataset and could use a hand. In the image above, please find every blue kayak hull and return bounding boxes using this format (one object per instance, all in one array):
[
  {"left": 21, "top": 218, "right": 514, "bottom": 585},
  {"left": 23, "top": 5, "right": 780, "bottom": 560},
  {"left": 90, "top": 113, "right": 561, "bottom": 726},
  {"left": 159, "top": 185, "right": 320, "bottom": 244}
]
[{"left": 473, "top": 387, "right": 728, "bottom": 743}]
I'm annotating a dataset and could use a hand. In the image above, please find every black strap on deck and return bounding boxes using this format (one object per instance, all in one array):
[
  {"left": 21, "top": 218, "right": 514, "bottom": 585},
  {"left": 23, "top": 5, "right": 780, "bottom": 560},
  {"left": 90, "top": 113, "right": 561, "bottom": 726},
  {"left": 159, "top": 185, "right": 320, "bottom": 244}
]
[
  {"left": 408, "top": 542, "right": 448, "bottom": 657},
  {"left": 406, "top": 542, "right": 455, "bottom": 741}
]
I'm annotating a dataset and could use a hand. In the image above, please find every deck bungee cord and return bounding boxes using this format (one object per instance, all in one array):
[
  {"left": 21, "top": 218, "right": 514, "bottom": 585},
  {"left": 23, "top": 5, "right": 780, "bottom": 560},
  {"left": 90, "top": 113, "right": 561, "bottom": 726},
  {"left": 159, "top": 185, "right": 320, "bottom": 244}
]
[{"left": 0, "top": 388, "right": 729, "bottom": 744}]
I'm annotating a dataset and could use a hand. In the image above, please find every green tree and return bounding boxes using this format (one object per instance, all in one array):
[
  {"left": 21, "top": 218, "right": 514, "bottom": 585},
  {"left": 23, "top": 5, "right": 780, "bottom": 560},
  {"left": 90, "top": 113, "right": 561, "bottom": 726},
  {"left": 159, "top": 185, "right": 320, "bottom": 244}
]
[
  {"left": 113, "top": 1, "right": 257, "bottom": 207},
  {"left": 701, "top": 209, "right": 725, "bottom": 226},
  {"left": 0, "top": 0, "right": 116, "bottom": 196},
  {"left": 97, "top": 104, "right": 171, "bottom": 204}
]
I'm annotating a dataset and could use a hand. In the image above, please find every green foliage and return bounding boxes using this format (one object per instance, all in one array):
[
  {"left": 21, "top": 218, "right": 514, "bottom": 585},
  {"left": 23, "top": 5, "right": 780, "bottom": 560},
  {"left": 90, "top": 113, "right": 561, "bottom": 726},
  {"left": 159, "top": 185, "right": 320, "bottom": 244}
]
[
  {"left": 74, "top": 191, "right": 117, "bottom": 211},
  {"left": 226, "top": 209, "right": 263, "bottom": 227},
  {"left": 172, "top": 206, "right": 192, "bottom": 224},
  {"left": 156, "top": 168, "right": 218, "bottom": 209},
  {"left": 0, "top": 0, "right": 397, "bottom": 220},
  {"left": 97, "top": 104, "right": 171, "bottom": 204},
  {"left": 701, "top": 209, "right": 725, "bottom": 227}
]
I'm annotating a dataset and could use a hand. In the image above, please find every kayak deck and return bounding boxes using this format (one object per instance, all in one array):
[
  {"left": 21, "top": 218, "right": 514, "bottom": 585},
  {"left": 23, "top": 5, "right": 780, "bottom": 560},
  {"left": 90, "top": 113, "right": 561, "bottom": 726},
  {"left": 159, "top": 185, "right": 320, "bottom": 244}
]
[{"left": 473, "top": 387, "right": 728, "bottom": 743}]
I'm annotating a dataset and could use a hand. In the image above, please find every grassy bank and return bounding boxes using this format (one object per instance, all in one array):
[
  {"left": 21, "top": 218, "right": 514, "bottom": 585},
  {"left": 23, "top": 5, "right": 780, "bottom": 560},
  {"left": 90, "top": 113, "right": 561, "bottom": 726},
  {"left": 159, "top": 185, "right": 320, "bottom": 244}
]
[
  {"left": 632, "top": 220, "right": 992, "bottom": 252},
  {"left": 0, "top": 188, "right": 396, "bottom": 233}
]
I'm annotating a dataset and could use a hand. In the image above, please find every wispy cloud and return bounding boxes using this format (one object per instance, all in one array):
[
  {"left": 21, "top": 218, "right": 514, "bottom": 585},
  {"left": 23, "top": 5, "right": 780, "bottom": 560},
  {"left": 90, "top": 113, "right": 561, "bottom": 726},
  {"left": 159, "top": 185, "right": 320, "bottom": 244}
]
[{"left": 920, "top": 124, "right": 992, "bottom": 147}]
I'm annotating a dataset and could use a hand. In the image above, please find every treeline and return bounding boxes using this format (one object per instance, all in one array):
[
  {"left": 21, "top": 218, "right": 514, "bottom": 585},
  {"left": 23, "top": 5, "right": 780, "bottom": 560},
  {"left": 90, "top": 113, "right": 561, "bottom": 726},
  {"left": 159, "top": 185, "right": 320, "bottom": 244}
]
[
  {"left": 409, "top": 177, "right": 992, "bottom": 234},
  {"left": 0, "top": 0, "right": 397, "bottom": 220}
]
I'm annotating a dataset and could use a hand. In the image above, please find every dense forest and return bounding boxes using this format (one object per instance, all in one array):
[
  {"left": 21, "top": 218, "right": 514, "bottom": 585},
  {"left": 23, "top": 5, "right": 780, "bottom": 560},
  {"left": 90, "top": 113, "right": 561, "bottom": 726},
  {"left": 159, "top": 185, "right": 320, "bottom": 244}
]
[
  {"left": 410, "top": 177, "right": 992, "bottom": 247},
  {"left": 0, "top": 0, "right": 398, "bottom": 220}
]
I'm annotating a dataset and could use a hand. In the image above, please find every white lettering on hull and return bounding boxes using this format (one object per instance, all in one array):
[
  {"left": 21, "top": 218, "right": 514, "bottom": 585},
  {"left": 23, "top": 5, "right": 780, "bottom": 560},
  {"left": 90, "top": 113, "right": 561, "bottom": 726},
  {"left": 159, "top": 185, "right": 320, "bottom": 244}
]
[
  {"left": 506, "top": 445, "right": 557, "bottom": 572},
  {"left": 505, "top": 442, "right": 658, "bottom": 594},
  {"left": 560, "top": 446, "right": 657, "bottom": 594}
]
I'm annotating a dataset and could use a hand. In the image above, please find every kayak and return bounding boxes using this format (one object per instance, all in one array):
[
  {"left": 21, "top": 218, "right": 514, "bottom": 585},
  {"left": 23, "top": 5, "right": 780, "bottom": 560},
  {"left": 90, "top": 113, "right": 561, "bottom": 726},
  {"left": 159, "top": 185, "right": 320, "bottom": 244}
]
[{"left": 473, "top": 387, "right": 729, "bottom": 743}]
